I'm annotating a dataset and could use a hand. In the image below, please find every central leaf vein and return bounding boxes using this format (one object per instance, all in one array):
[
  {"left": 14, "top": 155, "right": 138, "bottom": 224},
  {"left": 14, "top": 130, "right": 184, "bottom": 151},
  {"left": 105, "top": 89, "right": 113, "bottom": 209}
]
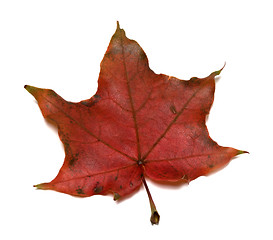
[{"left": 120, "top": 32, "right": 142, "bottom": 161}]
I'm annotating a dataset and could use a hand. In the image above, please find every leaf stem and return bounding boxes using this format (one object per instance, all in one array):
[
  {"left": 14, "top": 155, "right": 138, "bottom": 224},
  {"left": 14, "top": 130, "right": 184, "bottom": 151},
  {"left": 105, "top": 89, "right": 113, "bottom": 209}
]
[{"left": 142, "top": 175, "right": 160, "bottom": 225}]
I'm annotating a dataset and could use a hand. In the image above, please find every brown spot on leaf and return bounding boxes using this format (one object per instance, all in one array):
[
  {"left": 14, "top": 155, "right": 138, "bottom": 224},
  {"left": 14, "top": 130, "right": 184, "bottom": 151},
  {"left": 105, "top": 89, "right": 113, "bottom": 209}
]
[
  {"left": 76, "top": 188, "right": 85, "bottom": 195},
  {"left": 190, "top": 77, "right": 198, "bottom": 81},
  {"left": 208, "top": 164, "right": 214, "bottom": 168},
  {"left": 81, "top": 94, "right": 101, "bottom": 107},
  {"left": 69, "top": 153, "right": 79, "bottom": 167},
  {"left": 94, "top": 182, "right": 103, "bottom": 193},
  {"left": 170, "top": 105, "right": 177, "bottom": 114},
  {"left": 47, "top": 90, "right": 57, "bottom": 97}
]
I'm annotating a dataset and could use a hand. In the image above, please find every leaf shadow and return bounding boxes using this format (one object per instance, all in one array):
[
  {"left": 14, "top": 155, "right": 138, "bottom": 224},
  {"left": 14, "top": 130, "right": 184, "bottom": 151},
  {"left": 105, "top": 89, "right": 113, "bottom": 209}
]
[
  {"left": 148, "top": 178, "right": 189, "bottom": 190},
  {"left": 205, "top": 74, "right": 222, "bottom": 123},
  {"left": 215, "top": 75, "right": 222, "bottom": 84},
  {"left": 32, "top": 98, "right": 61, "bottom": 136}
]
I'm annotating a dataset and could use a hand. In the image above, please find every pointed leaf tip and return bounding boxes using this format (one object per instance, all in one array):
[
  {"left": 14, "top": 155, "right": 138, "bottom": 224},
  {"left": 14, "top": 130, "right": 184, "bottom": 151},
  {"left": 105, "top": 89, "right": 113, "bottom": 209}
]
[
  {"left": 114, "top": 21, "right": 126, "bottom": 38},
  {"left": 24, "top": 85, "right": 38, "bottom": 95},
  {"left": 237, "top": 150, "right": 249, "bottom": 155},
  {"left": 34, "top": 183, "right": 49, "bottom": 190},
  {"left": 24, "top": 84, "right": 31, "bottom": 91},
  {"left": 211, "top": 62, "right": 226, "bottom": 77}
]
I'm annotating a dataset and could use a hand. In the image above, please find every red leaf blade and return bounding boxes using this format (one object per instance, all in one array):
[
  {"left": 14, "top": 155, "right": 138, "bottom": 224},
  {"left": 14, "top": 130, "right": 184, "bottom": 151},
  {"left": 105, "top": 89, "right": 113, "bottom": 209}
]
[{"left": 25, "top": 23, "right": 247, "bottom": 223}]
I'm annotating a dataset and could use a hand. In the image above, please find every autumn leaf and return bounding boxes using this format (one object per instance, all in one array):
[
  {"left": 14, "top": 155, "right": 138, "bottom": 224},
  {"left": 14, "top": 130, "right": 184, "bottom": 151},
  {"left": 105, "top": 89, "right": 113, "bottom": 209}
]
[{"left": 25, "top": 22, "right": 247, "bottom": 224}]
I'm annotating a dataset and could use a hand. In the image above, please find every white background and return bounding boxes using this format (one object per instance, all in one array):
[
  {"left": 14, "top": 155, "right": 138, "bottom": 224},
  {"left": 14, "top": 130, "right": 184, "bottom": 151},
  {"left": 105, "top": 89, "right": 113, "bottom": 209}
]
[{"left": 1, "top": 0, "right": 272, "bottom": 239}]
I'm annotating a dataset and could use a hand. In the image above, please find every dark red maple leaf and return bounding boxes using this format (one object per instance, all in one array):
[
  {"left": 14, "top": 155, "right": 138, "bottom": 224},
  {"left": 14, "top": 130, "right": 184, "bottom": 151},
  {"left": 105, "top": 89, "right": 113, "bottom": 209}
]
[{"left": 25, "top": 22, "right": 247, "bottom": 224}]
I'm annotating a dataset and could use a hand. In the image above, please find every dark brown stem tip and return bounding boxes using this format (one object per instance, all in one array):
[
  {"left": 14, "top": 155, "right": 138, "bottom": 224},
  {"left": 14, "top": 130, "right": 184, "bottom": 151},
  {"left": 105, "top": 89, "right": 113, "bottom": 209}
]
[{"left": 150, "top": 211, "right": 160, "bottom": 225}]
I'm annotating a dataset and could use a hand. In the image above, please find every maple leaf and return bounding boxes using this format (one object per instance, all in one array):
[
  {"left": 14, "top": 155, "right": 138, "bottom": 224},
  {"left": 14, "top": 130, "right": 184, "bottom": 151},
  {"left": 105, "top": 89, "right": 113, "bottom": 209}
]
[{"left": 25, "top": 22, "right": 247, "bottom": 224}]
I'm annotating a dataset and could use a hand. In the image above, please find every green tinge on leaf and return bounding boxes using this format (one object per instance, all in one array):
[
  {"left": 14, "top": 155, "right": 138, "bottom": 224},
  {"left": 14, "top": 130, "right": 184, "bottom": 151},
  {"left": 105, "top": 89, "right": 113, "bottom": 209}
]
[
  {"left": 113, "top": 192, "right": 121, "bottom": 201},
  {"left": 24, "top": 85, "right": 37, "bottom": 94},
  {"left": 34, "top": 183, "right": 49, "bottom": 190},
  {"left": 210, "top": 62, "right": 226, "bottom": 77},
  {"left": 237, "top": 150, "right": 249, "bottom": 155}
]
